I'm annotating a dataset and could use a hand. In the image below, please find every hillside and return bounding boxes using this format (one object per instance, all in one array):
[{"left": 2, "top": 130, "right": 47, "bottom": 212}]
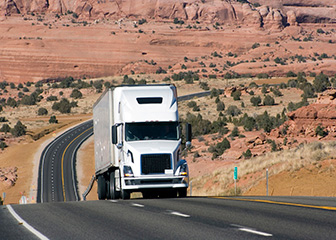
[{"left": 0, "top": 0, "right": 336, "bottom": 82}]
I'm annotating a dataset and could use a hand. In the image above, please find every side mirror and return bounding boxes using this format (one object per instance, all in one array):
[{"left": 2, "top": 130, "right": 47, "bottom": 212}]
[
  {"left": 112, "top": 125, "right": 117, "bottom": 144},
  {"left": 185, "top": 123, "right": 192, "bottom": 149}
]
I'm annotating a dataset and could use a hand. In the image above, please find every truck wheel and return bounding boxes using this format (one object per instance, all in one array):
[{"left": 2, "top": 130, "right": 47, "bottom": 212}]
[
  {"left": 178, "top": 188, "right": 187, "bottom": 198},
  {"left": 109, "top": 171, "right": 118, "bottom": 199},
  {"left": 97, "top": 175, "right": 106, "bottom": 200},
  {"left": 121, "top": 189, "right": 130, "bottom": 200}
]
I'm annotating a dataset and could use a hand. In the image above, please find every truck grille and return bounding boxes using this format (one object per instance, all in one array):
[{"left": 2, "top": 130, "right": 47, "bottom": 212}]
[{"left": 141, "top": 154, "right": 171, "bottom": 174}]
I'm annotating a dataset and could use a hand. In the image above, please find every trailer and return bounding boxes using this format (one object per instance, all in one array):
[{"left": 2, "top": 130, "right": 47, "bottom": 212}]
[{"left": 93, "top": 84, "right": 191, "bottom": 199}]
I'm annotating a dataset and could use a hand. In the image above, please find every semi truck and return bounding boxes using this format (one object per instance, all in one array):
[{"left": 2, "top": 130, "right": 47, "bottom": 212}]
[{"left": 93, "top": 84, "right": 191, "bottom": 200}]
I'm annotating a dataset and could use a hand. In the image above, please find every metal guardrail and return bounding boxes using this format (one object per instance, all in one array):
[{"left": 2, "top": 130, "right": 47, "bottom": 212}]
[
  {"left": 82, "top": 175, "right": 96, "bottom": 201},
  {"left": 177, "top": 91, "right": 211, "bottom": 102}
]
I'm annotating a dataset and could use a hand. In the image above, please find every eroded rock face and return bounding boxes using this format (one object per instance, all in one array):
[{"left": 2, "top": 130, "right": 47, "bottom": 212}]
[
  {"left": 0, "top": 167, "right": 18, "bottom": 188},
  {"left": 0, "top": 0, "right": 294, "bottom": 29},
  {"left": 275, "top": 90, "right": 336, "bottom": 138}
]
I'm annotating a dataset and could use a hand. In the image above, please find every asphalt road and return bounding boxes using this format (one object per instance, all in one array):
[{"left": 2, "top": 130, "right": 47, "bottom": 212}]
[
  {"left": 3, "top": 196, "right": 336, "bottom": 239},
  {"left": 37, "top": 121, "right": 93, "bottom": 203}
]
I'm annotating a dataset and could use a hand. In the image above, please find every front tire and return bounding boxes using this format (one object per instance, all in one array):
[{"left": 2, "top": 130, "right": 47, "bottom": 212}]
[
  {"left": 108, "top": 171, "right": 119, "bottom": 199},
  {"left": 178, "top": 188, "right": 187, "bottom": 198},
  {"left": 121, "top": 189, "right": 130, "bottom": 200},
  {"left": 97, "top": 175, "right": 106, "bottom": 200}
]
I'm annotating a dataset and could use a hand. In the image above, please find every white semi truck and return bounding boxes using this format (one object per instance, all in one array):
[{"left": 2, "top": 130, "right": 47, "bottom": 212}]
[{"left": 93, "top": 84, "right": 191, "bottom": 199}]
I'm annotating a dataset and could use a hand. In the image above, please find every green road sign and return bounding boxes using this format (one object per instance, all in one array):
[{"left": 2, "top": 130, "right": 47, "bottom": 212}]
[{"left": 234, "top": 167, "right": 237, "bottom": 180}]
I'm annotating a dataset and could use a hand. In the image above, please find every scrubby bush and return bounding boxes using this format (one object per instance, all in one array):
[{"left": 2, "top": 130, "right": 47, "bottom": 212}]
[
  {"left": 187, "top": 101, "right": 197, "bottom": 108},
  {"left": 216, "top": 101, "right": 225, "bottom": 111},
  {"left": 243, "top": 149, "right": 252, "bottom": 159},
  {"left": 250, "top": 96, "right": 261, "bottom": 106},
  {"left": 208, "top": 138, "right": 231, "bottom": 159},
  {"left": 313, "top": 72, "right": 330, "bottom": 93},
  {"left": 0, "top": 124, "right": 11, "bottom": 134},
  {"left": 49, "top": 115, "right": 58, "bottom": 124},
  {"left": 231, "top": 90, "right": 241, "bottom": 101},
  {"left": 10, "top": 121, "right": 27, "bottom": 137},
  {"left": 52, "top": 98, "right": 73, "bottom": 113},
  {"left": 70, "top": 89, "right": 82, "bottom": 99},
  {"left": 263, "top": 95, "right": 275, "bottom": 106},
  {"left": 315, "top": 125, "right": 327, "bottom": 137},
  {"left": 226, "top": 105, "right": 242, "bottom": 116},
  {"left": 38, "top": 107, "right": 48, "bottom": 116}
]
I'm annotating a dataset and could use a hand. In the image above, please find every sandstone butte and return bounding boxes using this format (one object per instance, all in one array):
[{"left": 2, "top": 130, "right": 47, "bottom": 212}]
[{"left": 0, "top": 0, "right": 335, "bottom": 82}]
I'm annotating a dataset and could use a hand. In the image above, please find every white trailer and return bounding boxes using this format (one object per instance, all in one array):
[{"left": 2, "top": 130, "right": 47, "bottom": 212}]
[{"left": 93, "top": 84, "right": 191, "bottom": 199}]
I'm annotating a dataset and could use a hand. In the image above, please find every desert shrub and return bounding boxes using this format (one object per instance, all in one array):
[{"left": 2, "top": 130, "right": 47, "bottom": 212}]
[
  {"left": 229, "top": 126, "right": 240, "bottom": 138},
  {"left": 182, "top": 113, "right": 212, "bottom": 137},
  {"left": 47, "top": 96, "right": 58, "bottom": 101},
  {"left": 256, "top": 73, "right": 269, "bottom": 79},
  {"left": 263, "top": 95, "right": 275, "bottom": 106},
  {"left": 313, "top": 73, "right": 330, "bottom": 92},
  {"left": 210, "top": 88, "right": 221, "bottom": 98},
  {"left": 252, "top": 43, "right": 260, "bottom": 49},
  {"left": 52, "top": 98, "right": 72, "bottom": 113},
  {"left": 93, "top": 80, "right": 103, "bottom": 92},
  {"left": 216, "top": 101, "right": 225, "bottom": 111},
  {"left": 243, "top": 149, "right": 252, "bottom": 159},
  {"left": 287, "top": 79, "right": 298, "bottom": 88},
  {"left": 38, "top": 107, "right": 48, "bottom": 116},
  {"left": 209, "top": 137, "right": 231, "bottom": 159},
  {"left": 286, "top": 71, "right": 297, "bottom": 77},
  {"left": 49, "top": 115, "right": 58, "bottom": 124},
  {"left": 231, "top": 90, "right": 241, "bottom": 101},
  {"left": 0, "top": 124, "right": 11, "bottom": 134},
  {"left": 301, "top": 84, "right": 316, "bottom": 98},
  {"left": 199, "top": 82, "right": 209, "bottom": 90},
  {"left": 315, "top": 125, "right": 327, "bottom": 137},
  {"left": 70, "top": 89, "right": 82, "bottom": 99},
  {"left": 271, "top": 88, "right": 282, "bottom": 97},
  {"left": 250, "top": 96, "right": 261, "bottom": 106},
  {"left": 249, "top": 82, "right": 258, "bottom": 88},
  {"left": 21, "top": 94, "right": 36, "bottom": 105},
  {"left": 0, "top": 141, "right": 7, "bottom": 150},
  {"left": 0, "top": 117, "right": 7, "bottom": 122},
  {"left": 226, "top": 105, "right": 242, "bottom": 116},
  {"left": 193, "top": 105, "right": 200, "bottom": 111},
  {"left": 287, "top": 99, "right": 309, "bottom": 112},
  {"left": 261, "top": 85, "right": 268, "bottom": 94},
  {"left": 187, "top": 101, "right": 197, "bottom": 108},
  {"left": 10, "top": 121, "right": 27, "bottom": 137}
]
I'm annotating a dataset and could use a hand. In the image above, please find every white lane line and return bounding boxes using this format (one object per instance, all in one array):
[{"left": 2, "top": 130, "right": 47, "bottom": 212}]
[
  {"left": 238, "top": 228, "right": 273, "bottom": 237},
  {"left": 7, "top": 205, "right": 49, "bottom": 240},
  {"left": 169, "top": 211, "right": 190, "bottom": 218},
  {"left": 131, "top": 203, "right": 144, "bottom": 208},
  {"left": 109, "top": 200, "right": 118, "bottom": 203}
]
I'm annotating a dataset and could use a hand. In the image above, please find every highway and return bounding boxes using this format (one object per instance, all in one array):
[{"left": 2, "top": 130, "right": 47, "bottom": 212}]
[
  {"left": 3, "top": 196, "right": 336, "bottom": 239},
  {"left": 37, "top": 121, "right": 93, "bottom": 203}
]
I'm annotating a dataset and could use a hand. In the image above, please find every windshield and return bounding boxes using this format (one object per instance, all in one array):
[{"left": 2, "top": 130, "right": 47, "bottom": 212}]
[{"left": 125, "top": 122, "right": 179, "bottom": 141}]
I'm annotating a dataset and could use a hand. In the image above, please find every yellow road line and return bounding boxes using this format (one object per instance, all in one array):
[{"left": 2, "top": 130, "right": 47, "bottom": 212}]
[
  {"left": 213, "top": 197, "right": 336, "bottom": 211},
  {"left": 61, "top": 126, "right": 93, "bottom": 202}
]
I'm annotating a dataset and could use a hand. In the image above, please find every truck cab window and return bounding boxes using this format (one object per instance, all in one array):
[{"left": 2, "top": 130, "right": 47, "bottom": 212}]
[{"left": 125, "top": 122, "right": 179, "bottom": 141}]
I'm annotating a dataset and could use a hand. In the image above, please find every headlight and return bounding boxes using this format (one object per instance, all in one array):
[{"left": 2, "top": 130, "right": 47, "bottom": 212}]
[
  {"left": 124, "top": 166, "right": 134, "bottom": 177},
  {"left": 179, "top": 163, "right": 188, "bottom": 176}
]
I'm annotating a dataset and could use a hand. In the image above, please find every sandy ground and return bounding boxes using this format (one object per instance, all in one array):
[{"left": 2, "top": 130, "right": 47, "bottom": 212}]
[{"left": 244, "top": 159, "right": 336, "bottom": 197}]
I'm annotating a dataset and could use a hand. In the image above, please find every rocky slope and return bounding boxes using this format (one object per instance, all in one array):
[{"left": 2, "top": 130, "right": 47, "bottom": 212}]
[{"left": 2, "top": 0, "right": 336, "bottom": 25}]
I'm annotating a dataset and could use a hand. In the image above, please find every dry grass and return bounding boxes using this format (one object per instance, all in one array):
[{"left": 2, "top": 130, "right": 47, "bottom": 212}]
[{"left": 191, "top": 141, "right": 336, "bottom": 196}]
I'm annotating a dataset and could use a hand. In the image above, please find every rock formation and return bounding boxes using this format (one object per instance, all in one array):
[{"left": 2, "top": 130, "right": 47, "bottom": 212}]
[{"left": 273, "top": 89, "right": 336, "bottom": 139}]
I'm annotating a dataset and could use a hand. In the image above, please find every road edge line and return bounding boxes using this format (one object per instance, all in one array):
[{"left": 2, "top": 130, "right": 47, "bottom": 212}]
[{"left": 7, "top": 205, "right": 49, "bottom": 240}]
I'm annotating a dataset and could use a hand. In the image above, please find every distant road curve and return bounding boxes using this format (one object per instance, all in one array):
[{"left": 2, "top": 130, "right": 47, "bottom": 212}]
[{"left": 37, "top": 121, "right": 93, "bottom": 203}]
